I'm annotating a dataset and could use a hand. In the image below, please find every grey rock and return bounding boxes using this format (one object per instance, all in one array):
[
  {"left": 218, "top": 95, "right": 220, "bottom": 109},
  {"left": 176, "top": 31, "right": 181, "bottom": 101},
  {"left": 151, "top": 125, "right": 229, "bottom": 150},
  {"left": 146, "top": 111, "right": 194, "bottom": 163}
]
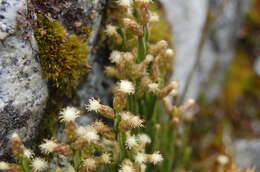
[
  {"left": 161, "top": 0, "right": 251, "bottom": 102},
  {"left": 0, "top": 0, "right": 48, "bottom": 159},
  {"left": 234, "top": 139, "right": 260, "bottom": 169},
  {"left": 254, "top": 56, "right": 260, "bottom": 76}
]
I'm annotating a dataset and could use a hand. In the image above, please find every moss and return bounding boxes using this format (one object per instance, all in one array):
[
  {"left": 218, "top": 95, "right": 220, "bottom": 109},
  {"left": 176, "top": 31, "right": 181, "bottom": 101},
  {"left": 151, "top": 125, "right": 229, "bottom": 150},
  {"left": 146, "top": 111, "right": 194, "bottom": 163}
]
[{"left": 35, "top": 14, "right": 89, "bottom": 96}]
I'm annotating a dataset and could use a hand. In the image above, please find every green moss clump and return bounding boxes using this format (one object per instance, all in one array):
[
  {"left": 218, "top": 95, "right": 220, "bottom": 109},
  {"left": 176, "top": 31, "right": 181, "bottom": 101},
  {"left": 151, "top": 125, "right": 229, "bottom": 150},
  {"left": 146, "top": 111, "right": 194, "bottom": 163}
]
[{"left": 35, "top": 14, "right": 89, "bottom": 96}]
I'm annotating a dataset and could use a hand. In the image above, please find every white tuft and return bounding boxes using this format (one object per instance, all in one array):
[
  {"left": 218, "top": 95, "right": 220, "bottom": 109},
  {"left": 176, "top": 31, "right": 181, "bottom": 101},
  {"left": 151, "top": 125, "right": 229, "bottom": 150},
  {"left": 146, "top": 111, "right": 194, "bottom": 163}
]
[
  {"left": 118, "top": 80, "right": 135, "bottom": 94},
  {"left": 126, "top": 135, "right": 138, "bottom": 149},
  {"left": 137, "top": 133, "right": 151, "bottom": 144},
  {"left": 0, "top": 162, "right": 9, "bottom": 170},
  {"left": 24, "top": 149, "right": 34, "bottom": 159},
  {"left": 134, "top": 153, "right": 147, "bottom": 164},
  {"left": 119, "top": 164, "right": 135, "bottom": 172},
  {"left": 149, "top": 12, "right": 159, "bottom": 22},
  {"left": 86, "top": 97, "right": 102, "bottom": 113},
  {"left": 109, "top": 51, "right": 122, "bottom": 64},
  {"left": 39, "top": 140, "right": 57, "bottom": 154},
  {"left": 148, "top": 83, "right": 160, "bottom": 93},
  {"left": 31, "top": 158, "right": 48, "bottom": 172},
  {"left": 105, "top": 25, "right": 117, "bottom": 37},
  {"left": 118, "top": 0, "right": 132, "bottom": 7},
  {"left": 150, "top": 152, "right": 163, "bottom": 164},
  {"left": 60, "top": 107, "right": 80, "bottom": 122},
  {"left": 101, "top": 153, "right": 111, "bottom": 164},
  {"left": 83, "top": 126, "right": 99, "bottom": 143}
]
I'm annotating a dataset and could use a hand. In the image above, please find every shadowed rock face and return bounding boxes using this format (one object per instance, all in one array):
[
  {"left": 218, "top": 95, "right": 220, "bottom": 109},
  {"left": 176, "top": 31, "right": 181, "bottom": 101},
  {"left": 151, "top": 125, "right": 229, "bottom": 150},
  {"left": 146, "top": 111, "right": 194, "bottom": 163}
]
[
  {"left": 0, "top": 0, "right": 48, "bottom": 159},
  {"left": 161, "top": 0, "right": 250, "bottom": 102},
  {"left": 0, "top": 0, "right": 108, "bottom": 159}
]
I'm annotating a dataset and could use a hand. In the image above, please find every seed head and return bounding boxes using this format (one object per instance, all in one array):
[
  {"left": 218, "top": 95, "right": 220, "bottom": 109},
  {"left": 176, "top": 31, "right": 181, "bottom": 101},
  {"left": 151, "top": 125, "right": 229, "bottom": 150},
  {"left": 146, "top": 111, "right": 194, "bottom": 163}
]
[
  {"left": 134, "top": 153, "right": 147, "bottom": 164},
  {"left": 118, "top": 0, "right": 132, "bottom": 8},
  {"left": 126, "top": 135, "right": 138, "bottom": 149},
  {"left": 31, "top": 158, "right": 48, "bottom": 172},
  {"left": 105, "top": 25, "right": 117, "bottom": 36},
  {"left": 101, "top": 153, "right": 111, "bottom": 164},
  {"left": 149, "top": 152, "right": 163, "bottom": 164},
  {"left": 119, "top": 164, "right": 135, "bottom": 172},
  {"left": 137, "top": 133, "right": 151, "bottom": 144},
  {"left": 86, "top": 97, "right": 102, "bottom": 112},
  {"left": 118, "top": 80, "right": 135, "bottom": 94},
  {"left": 60, "top": 107, "right": 80, "bottom": 122},
  {"left": 109, "top": 50, "right": 122, "bottom": 64},
  {"left": 40, "top": 139, "right": 58, "bottom": 154}
]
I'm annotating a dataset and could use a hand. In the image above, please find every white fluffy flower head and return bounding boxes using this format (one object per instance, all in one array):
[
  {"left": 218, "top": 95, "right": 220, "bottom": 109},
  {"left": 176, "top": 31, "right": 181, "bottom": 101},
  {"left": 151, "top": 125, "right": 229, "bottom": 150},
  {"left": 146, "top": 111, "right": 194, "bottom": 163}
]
[
  {"left": 109, "top": 50, "right": 122, "bottom": 64},
  {"left": 105, "top": 25, "right": 117, "bottom": 36},
  {"left": 60, "top": 107, "right": 80, "bottom": 122},
  {"left": 150, "top": 152, "right": 163, "bottom": 164},
  {"left": 40, "top": 140, "right": 58, "bottom": 154},
  {"left": 149, "top": 12, "right": 159, "bottom": 22},
  {"left": 126, "top": 135, "right": 138, "bottom": 149},
  {"left": 83, "top": 157, "right": 97, "bottom": 170},
  {"left": 101, "top": 153, "right": 111, "bottom": 164},
  {"left": 24, "top": 149, "right": 34, "bottom": 159},
  {"left": 134, "top": 153, "right": 147, "bottom": 164},
  {"left": 217, "top": 155, "right": 229, "bottom": 165},
  {"left": 118, "top": 0, "right": 132, "bottom": 7},
  {"left": 86, "top": 97, "right": 102, "bottom": 112},
  {"left": 148, "top": 83, "right": 159, "bottom": 93},
  {"left": 119, "top": 164, "right": 135, "bottom": 172},
  {"left": 118, "top": 80, "right": 135, "bottom": 94},
  {"left": 10, "top": 132, "right": 20, "bottom": 141},
  {"left": 138, "top": 133, "right": 151, "bottom": 144},
  {"left": 32, "top": 158, "right": 48, "bottom": 172},
  {"left": 0, "top": 162, "right": 9, "bottom": 170},
  {"left": 83, "top": 126, "right": 99, "bottom": 142},
  {"left": 136, "top": 0, "right": 152, "bottom": 3}
]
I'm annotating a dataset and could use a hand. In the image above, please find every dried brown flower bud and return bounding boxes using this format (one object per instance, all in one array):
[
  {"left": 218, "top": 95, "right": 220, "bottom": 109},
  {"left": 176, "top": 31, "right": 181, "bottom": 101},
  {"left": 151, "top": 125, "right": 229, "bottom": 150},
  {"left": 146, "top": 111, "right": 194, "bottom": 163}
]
[{"left": 123, "top": 18, "right": 143, "bottom": 35}]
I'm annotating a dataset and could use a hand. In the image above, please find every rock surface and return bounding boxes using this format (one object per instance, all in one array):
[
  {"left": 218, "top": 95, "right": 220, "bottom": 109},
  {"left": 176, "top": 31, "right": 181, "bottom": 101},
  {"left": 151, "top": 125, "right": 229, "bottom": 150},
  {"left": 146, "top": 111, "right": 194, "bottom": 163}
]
[
  {"left": 0, "top": 0, "right": 48, "bottom": 159},
  {"left": 161, "top": 0, "right": 251, "bottom": 101},
  {"left": 0, "top": 0, "right": 108, "bottom": 159},
  {"left": 234, "top": 139, "right": 260, "bottom": 169}
]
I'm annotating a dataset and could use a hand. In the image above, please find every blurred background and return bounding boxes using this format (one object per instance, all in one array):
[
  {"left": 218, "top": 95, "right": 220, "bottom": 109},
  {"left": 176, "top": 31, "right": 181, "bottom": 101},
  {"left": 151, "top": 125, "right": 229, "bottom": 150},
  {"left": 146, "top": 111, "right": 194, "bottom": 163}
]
[{"left": 160, "top": 0, "right": 260, "bottom": 171}]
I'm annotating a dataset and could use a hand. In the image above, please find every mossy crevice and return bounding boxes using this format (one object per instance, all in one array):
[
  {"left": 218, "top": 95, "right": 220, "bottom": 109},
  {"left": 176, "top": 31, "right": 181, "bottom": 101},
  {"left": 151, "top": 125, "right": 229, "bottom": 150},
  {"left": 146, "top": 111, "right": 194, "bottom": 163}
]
[{"left": 35, "top": 14, "right": 90, "bottom": 96}]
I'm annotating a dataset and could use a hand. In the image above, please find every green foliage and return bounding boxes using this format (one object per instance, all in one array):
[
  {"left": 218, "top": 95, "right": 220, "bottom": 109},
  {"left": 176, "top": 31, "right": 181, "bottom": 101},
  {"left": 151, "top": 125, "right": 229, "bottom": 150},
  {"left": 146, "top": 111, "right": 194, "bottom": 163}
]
[{"left": 35, "top": 14, "right": 89, "bottom": 96}]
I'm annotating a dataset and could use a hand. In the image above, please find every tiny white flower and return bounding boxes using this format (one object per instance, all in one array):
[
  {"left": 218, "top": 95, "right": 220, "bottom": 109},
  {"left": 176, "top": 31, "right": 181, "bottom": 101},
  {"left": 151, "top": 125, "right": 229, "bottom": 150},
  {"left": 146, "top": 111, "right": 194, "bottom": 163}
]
[
  {"left": 165, "top": 48, "right": 174, "bottom": 57},
  {"left": 31, "top": 158, "right": 48, "bottom": 172},
  {"left": 126, "top": 135, "right": 138, "bottom": 149},
  {"left": 83, "top": 157, "right": 96, "bottom": 170},
  {"left": 118, "top": 0, "right": 132, "bottom": 7},
  {"left": 217, "top": 155, "right": 229, "bottom": 165},
  {"left": 120, "top": 112, "right": 132, "bottom": 120},
  {"left": 24, "top": 149, "right": 34, "bottom": 159},
  {"left": 83, "top": 126, "right": 99, "bottom": 142},
  {"left": 105, "top": 25, "right": 117, "bottom": 36},
  {"left": 10, "top": 132, "right": 20, "bottom": 141},
  {"left": 119, "top": 164, "right": 135, "bottom": 172},
  {"left": 145, "top": 54, "right": 154, "bottom": 62},
  {"left": 140, "top": 164, "right": 147, "bottom": 172},
  {"left": 149, "top": 12, "right": 159, "bottom": 22},
  {"left": 129, "top": 116, "right": 144, "bottom": 128},
  {"left": 60, "top": 107, "right": 80, "bottom": 122},
  {"left": 39, "top": 139, "right": 58, "bottom": 154},
  {"left": 0, "top": 162, "right": 9, "bottom": 170},
  {"left": 118, "top": 80, "right": 135, "bottom": 94},
  {"left": 148, "top": 83, "right": 160, "bottom": 93},
  {"left": 109, "top": 50, "right": 122, "bottom": 64},
  {"left": 150, "top": 152, "right": 163, "bottom": 164},
  {"left": 134, "top": 153, "right": 147, "bottom": 164},
  {"left": 136, "top": 0, "right": 152, "bottom": 3},
  {"left": 101, "top": 153, "right": 111, "bottom": 164},
  {"left": 86, "top": 97, "right": 102, "bottom": 113},
  {"left": 76, "top": 126, "right": 87, "bottom": 137},
  {"left": 170, "top": 89, "right": 178, "bottom": 96},
  {"left": 138, "top": 133, "right": 151, "bottom": 144}
]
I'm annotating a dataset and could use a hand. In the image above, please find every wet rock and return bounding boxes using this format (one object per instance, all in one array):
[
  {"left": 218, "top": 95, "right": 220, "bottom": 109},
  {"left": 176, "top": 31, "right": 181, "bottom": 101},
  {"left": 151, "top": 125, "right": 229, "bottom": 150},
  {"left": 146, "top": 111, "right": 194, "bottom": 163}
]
[
  {"left": 234, "top": 139, "right": 260, "bottom": 169},
  {"left": 161, "top": 0, "right": 251, "bottom": 101}
]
